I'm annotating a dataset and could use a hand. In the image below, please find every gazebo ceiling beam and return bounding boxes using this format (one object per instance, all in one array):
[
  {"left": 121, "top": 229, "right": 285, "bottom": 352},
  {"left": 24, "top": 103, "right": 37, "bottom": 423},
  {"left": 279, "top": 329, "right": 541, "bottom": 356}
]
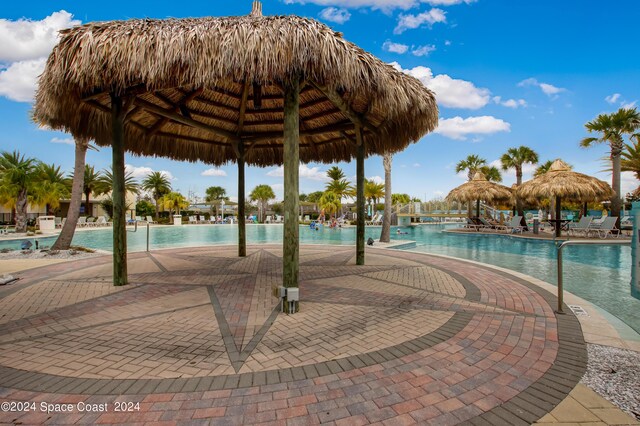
[
  {"left": 148, "top": 88, "right": 203, "bottom": 136},
  {"left": 82, "top": 84, "right": 148, "bottom": 102},
  {"left": 133, "top": 97, "right": 239, "bottom": 142},
  {"left": 242, "top": 121, "right": 354, "bottom": 143},
  {"left": 302, "top": 107, "right": 342, "bottom": 122},
  {"left": 309, "top": 80, "right": 377, "bottom": 135},
  {"left": 154, "top": 132, "right": 229, "bottom": 147}
]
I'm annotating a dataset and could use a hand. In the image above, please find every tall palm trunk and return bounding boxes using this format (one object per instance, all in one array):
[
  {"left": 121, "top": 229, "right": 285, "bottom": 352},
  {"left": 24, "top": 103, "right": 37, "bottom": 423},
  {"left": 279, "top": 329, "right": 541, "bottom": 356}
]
[
  {"left": 15, "top": 189, "right": 28, "bottom": 233},
  {"left": 380, "top": 153, "right": 392, "bottom": 242},
  {"left": 611, "top": 148, "right": 622, "bottom": 227},
  {"left": 515, "top": 167, "right": 524, "bottom": 217},
  {"left": 84, "top": 191, "right": 91, "bottom": 217},
  {"left": 52, "top": 139, "right": 88, "bottom": 250},
  {"left": 154, "top": 195, "right": 160, "bottom": 219}
]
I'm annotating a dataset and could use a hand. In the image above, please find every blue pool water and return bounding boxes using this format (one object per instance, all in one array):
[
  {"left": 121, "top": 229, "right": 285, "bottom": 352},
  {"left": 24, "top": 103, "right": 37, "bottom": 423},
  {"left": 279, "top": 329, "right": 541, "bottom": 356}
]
[{"left": 3, "top": 223, "right": 638, "bottom": 334}]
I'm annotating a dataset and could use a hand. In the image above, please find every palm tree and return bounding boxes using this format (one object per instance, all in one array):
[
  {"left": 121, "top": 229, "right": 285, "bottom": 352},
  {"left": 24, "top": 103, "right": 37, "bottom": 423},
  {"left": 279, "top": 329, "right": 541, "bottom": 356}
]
[
  {"left": 392, "top": 193, "right": 411, "bottom": 204},
  {"left": 306, "top": 191, "right": 324, "bottom": 203},
  {"left": 581, "top": 107, "right": 640, "bottom": 224},
  {"left": 97, "top": 168, "right": 140, "bottom": 197},
  {"left": 0, "top": 151, "right": 39, "bottom": 232},
  {"left": 141, "top": 172, "right": 172, "bottom": 219},
  {"left": 52, "top": 138, "right": 91, "bottom": 250},
  {"left": 160, "top": 192, "right": 189, "bottom": 215},
  {"left": 32, "top": 163, "right": 71, "bottom": 215},
  {"left": 326, "top": 166, "right": 345, "bottom": 181},
  {"left": 479, "top": 165, "right": 503, "bottom": 183},
  {"left": 205, "top": 185, "right": 229, "bottom": 219},
  {"left": 455, "top": 154, "right": 487, "bottom": 181},
  {"left": 250, "top": 184, "right": 276, "bottom": 223},
  {"left": 364, "top": 179, "right": 385, "bottom": 218},
  {"left": 71, "top": 165, "right": 102, "bottom": 216},
  {"left": 380, "top": 153, "right": 392, "bottom": 243},
  {"left": 534, "top": 160, "right": 554, "bottom": 177},
  {"left": 456, "top": 155, "right": 487, "bottom": 217},
  {"left": 500, "top": 146, "right": 539, "bottom": 216},
  {"left": 319, "top": 191, "right": 341, "bottom": 218}
]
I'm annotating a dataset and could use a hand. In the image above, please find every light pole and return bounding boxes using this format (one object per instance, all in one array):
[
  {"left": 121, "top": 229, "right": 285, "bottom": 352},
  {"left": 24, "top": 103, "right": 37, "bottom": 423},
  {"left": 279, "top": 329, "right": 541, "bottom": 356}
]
[{"left": 221, "top": 199, "right": 225, "bottom": 223}]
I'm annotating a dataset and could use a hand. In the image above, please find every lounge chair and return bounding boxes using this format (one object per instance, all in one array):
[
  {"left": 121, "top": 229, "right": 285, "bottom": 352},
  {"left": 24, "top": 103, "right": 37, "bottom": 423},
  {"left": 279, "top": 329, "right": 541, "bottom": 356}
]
[
  {"left": 55, "top": 217, "right": 62, "bottom": 228},
  {"left": 567, "top": 216, "right": 592, "bottom": 237},
  {"left": 188, "top": 216, "right": 198, "bottom": 224},
  {"left": 94, "top": 216, "right": 108, "bottom": 226},
  {"left": 503, "top": 216, "right": 525, "bottom": 233},
  {"left": 465, "top": 217, "right": 485, "bottom": 231},
  {"left": 77, "top": 216, "right": 87, "bottom": 227},
  {"left": 587, "top": 216, "right": 619, "bottom": 239},
  {"left": 265, "top": 215, "right": 273, "bottom": 223},
  {"left": 366, "top": 214, "right": 379, "bottom": 226},
  {"left": 146, "top": 216, "right": 157, "bottom": 224},
  {"left": 86, "top": 217, "right": 97, "bottom": 227},
  {"left": 478, "top": 217, "right": 502, "bottom": 231}
]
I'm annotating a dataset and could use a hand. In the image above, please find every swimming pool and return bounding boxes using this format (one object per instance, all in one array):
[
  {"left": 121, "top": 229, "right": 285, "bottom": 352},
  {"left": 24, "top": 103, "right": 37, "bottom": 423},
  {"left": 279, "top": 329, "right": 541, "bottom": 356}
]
[{"left": 3, "top": 223, "right": 638, "bottom": 334}]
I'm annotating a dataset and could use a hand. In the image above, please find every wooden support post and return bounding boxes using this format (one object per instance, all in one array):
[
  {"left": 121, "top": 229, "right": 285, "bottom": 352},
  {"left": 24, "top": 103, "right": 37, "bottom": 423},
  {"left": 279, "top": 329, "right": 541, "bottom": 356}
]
[
  {"left": 356, "top": 124, "right": 365, "bottom": 265},
  {"left": 111, "top": 94, "right": 128, "bottom": 286},
  {"left": 283, "top": 77, "right": 300, "bottom": 312},
  {"left": 238, "top": 143, "right": 246, "bottom": 257},
  {"left": 555, "top": 195, "right": 562, "bottom": 238}
]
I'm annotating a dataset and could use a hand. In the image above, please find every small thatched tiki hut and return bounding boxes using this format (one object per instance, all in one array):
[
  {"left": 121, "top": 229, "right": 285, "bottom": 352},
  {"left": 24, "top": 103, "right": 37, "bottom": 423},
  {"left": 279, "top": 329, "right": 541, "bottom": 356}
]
[
  {"left": 516, "top": 159, "right": 614, "bottom": 237},
  {"left": 446, "top": 172, "right": 512, "bottom": 218},
  {"left": 33, "top": 1, "right": 437, "bottom": 309}
]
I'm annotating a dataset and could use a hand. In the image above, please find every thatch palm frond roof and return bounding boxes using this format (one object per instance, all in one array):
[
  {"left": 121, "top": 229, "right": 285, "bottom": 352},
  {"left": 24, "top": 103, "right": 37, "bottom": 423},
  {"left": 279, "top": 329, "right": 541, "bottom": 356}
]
[
  {"left": 33, "top": 13, "right": 438, "bottom": 166},
  {"left": 516, "top": 159, "right": 613, "bottom": 202},
  {"left": 446, "top": 172, "right": 513, "bottom": 203}
]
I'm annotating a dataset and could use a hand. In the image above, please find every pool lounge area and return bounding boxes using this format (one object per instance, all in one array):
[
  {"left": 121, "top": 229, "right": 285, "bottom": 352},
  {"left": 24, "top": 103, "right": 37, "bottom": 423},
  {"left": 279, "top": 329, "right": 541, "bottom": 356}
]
[{"left": 3, "top": 223, "right": 639, "bottom": 336}]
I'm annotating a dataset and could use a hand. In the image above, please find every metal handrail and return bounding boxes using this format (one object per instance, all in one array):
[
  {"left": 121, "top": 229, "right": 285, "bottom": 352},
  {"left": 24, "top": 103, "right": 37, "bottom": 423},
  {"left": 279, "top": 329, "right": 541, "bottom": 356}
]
[{"left": 556, "top": 239, "right": 631, "bottom": 314}]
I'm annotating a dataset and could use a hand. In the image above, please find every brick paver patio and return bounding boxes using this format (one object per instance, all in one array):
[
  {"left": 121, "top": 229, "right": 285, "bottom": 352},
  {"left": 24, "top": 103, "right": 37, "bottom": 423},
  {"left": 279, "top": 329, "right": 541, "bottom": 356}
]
[{"left": 0, "top": 245, "right": 586, "bottom": 425}]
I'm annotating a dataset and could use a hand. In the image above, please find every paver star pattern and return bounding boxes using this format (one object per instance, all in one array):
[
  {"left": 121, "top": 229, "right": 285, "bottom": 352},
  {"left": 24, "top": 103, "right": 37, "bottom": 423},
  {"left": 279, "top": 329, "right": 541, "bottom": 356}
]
[{"left": 0, "top": 245, "right": 585, "bottom": 425}]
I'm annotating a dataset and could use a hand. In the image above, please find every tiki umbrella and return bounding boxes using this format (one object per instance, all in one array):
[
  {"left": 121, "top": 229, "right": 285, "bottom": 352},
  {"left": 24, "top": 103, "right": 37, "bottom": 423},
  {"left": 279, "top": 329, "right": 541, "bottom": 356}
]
[
  {"left": 446, "top": 172, "right": 513, "bottom": 218},
  {"left": 516, "top": 159, "right": 614, "bottom": 237},
  {"left": 32, "top": 1, "right": 438, "bottom": 299}
]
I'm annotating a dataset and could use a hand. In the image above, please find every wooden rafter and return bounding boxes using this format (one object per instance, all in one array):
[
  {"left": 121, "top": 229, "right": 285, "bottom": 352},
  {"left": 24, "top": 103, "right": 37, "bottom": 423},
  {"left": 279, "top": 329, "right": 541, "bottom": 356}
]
[
  {"left": 309, "top": 80, "right": 377, "bottom": 133},
  {"left": 147, "top": 88, "right": 204, "bottom": 135},
  {"left": 133, "top": 97, "right": 238, "bottom": 141},
  {"left": 242, "top": 121, "right": 354, "bottom": 144}
]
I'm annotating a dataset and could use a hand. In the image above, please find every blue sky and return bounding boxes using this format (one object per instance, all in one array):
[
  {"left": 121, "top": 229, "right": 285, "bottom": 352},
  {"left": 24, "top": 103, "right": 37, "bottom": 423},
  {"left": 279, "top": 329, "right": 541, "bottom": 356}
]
[{"left": 1, "top": 1, "right": 638, "bottom": 203}]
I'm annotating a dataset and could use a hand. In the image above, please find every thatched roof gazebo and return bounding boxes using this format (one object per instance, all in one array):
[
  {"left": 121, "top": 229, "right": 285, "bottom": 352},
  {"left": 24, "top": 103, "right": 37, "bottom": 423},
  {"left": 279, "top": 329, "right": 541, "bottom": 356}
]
[
  {"left": 33, "top": 1, "right": 438, "bottom": 309},
  {"left": 516, "top": 159, "right": 614, "bottom": 237},
  {"left": 446, "top": 172, "right": 512, "bottom": 218}
]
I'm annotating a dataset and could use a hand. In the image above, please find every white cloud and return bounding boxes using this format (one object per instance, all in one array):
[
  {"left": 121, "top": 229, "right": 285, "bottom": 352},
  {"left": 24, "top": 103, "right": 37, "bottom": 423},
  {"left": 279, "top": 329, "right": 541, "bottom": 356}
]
[
  {"left": 391, "top": 62, "right": 490, "bottom": 109},
  {"left": 395, "top": 8, "right": 446, "bottom": 34},
  {"left": 125, "top": 165, "right": 175, "bottom": 180},
  {"left": 0, "top": 11, "right": 81, "bottom": 103},
  {"left": 489, "top": 159, "right": 536, "bottom": 183},
  {"left": 605, "top": 93, "right": 621, "bottom": 104},
  {"left": 444, "top": 40, "right": 451, "bottom": 46},
  {"left": 413, "top": 163, "right": 422, "bottom": 168},
  {"left": 492, "top": 96, "right": 527, "bottom": 109},
  {"left": 318, "top": 7, "right": 351, "bottom": 24},
  {"left": 368, "top": 175, "right": 384, "bottom": 184},
  {"left": 284, "top": 0, "right": 474, "bottom": 12},
  {"left": 622, "top": 101, "right": 637, "bottom": 109},
  {"left": 201, "top": 168, "right": 228, "bottom": 177},
  {"left": 382, "top": 40, "right": 409, "bottom": 54},
  {"left": 266, "top": 164, "right": 329, "bottom": 181},
  {"left": 412, "top": 44, "right": 436, "bottom": 57},
  {"left": 621, "top": 171, "right": 638, "bottom": 196},
  {"left": 0, "top": 11, "right": 80, "bottom": 62},
  {"left": 434, "top": 116, "right": 511, "bottom": 140},
  {"left": 50, "top": 137, "right": 73, "bottom": 145},
  {"left": 423, "top": 0, "right": 475, "bottom": 5},
  {"left": 0, "top": 58, "right": 46, "bottom": 102},
  {"left": 518, "top": 78, "right": 565, "bottom": 97}
]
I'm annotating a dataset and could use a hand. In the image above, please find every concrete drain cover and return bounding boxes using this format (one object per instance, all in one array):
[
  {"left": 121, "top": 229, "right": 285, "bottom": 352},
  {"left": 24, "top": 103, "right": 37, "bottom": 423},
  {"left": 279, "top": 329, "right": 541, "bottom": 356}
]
[{"left": 569, "top": 305, "right": 589, "bottom": 316}]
